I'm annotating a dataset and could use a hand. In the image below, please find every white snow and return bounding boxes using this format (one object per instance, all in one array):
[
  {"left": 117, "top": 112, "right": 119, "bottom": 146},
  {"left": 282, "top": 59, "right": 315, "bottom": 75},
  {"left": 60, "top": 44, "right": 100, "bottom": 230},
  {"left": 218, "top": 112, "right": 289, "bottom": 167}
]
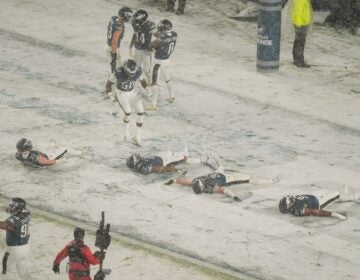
[{"left": 0, "top": 0, "right": 359, "bottom": 279}]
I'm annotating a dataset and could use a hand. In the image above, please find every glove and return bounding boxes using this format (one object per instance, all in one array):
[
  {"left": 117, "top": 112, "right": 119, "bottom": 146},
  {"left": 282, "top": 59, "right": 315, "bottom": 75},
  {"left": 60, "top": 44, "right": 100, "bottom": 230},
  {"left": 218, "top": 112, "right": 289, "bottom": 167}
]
[
  {"left": 52, "top": 263, "right": 60, "bottom": 274},
  {"left": 94, "top": 251, "right": 106, "bottom": 260},
  {"left": 177, "top": 169, "right": 187, "bottom": 175},
  {"left": 110, "top": 53, "right": 117, "bottom": 73},
  {"left": 233, "top": 196, "right": 241, "bottom": 202},
  {"left": 94, "top": 270, "right": 106, "bottom": 280},
  {"left": 331, "top": 212, "right": 347, "bottom": 220},
  {"left": 165, "top": 179, "right": 175, "bottom": 185},
  {"left": 106, "top": 80, "right": 113, "bottom": 93}
]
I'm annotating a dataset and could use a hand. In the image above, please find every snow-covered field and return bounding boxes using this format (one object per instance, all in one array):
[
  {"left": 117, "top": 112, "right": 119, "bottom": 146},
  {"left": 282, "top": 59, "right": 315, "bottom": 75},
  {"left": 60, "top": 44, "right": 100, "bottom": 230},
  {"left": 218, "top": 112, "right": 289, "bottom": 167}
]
[{"left": 0, "top": 0, "right": 359, "bottom": 279}]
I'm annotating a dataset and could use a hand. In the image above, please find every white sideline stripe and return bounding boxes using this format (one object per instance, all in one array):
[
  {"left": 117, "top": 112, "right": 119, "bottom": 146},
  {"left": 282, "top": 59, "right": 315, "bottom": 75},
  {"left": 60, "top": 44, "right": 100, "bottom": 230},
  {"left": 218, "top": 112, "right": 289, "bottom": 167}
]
[{"left": 0, "top": 196, "right": 257, "bottom": 280}]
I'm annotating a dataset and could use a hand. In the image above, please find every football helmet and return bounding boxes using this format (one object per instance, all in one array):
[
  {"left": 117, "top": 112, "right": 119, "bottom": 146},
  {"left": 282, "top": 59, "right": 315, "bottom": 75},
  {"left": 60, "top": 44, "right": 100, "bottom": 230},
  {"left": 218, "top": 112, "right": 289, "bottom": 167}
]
[
  {"left": 126, "top": 153, "right": 142, "bottom": 169},
  {"left": 123, "top": 59, "right": 138, "bottom": 78},
  {"left": 16, "top": 138, "right": 32, "bottom": 152},
  {"left": 7, "top": 197, "right": 26, "bottom": 214},
  {"left": 74, "top": 227, "right": 85, "bottom": 241},
  {"left": 279, "top": 195, "right": 295, "bottom": 213},
  {"left": 192, "top": 179, "right": 205, "bottom": 194},
  {"left": 157, "top": 19, "right": 172, "bottom": 33},
  {"left": 118, "top": 7, "right": 133, "bottom": 22},
  {"left": 133, "top": 9, "right": 148, "bottom": 26}
]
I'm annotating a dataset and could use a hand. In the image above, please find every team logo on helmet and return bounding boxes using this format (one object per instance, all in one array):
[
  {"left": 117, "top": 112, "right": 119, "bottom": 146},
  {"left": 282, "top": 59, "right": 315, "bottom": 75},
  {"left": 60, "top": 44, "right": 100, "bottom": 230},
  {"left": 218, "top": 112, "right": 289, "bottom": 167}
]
[
  {"left": 133, "top": 9, "right": 148, "bottom": 26},
  {"left": 157, "top": 19, "right": 172, "bottom": 33},
  {"left": 123, "top": 59, "right": 138, "bottom": 77},
  {"left": 192, "top": 179, "right": 205, "bottom": 194}
]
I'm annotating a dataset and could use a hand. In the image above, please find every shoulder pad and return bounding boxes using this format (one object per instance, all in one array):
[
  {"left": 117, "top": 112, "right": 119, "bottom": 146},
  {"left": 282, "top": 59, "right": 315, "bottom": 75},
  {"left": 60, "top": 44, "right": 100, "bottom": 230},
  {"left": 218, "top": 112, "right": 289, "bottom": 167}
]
[{"left": 146, "top": 21, "right": 156, "bottom": 32}]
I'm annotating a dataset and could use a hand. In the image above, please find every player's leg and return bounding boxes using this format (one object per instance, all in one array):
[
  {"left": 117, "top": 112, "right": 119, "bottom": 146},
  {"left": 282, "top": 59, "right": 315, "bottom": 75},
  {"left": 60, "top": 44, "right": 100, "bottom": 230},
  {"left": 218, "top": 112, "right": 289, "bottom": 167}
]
[
  {"left": 148, "top": 63, "right": 162, "bottom": 109},
  {"left": 167, "top": 0, "right": 176, "bottom": 11},
  {"left": 2, "top": 250, "right": 15, "bottom": 280},
  {"left": 132, "top": 92, "right": 145, "bottom": 145},
  {"left": 162, "top": 64, "right": 175, "bottom": 102},
  {"left": 116, "top": 91, "right": 132, "bottom": 140},
  {"left": 116, "top": 47, "right": 123, "bottom": 69},
  {"left": 143, "top": 51, "right": 153, "bottom": 84},
  {"left": 16, "top": 245, "right": 37, "bottom": 280},
  {"left": 223, "top": 172, "right": 250, "bottom": 184},
  {"left": 338, "top": 185, "right": 360, "bottom": 202},
  {"left": 134, "top": 48, "right": 145, "bottom": 79},
  {"left": 176, "top": 0, "right": 186, "bottom": 14}
]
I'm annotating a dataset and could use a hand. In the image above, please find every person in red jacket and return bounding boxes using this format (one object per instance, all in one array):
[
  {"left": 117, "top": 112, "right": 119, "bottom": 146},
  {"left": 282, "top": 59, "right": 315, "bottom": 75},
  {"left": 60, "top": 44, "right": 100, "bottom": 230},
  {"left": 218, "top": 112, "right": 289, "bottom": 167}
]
[{"left": 52, "top": 227, "right": 104, "bottom": 280}]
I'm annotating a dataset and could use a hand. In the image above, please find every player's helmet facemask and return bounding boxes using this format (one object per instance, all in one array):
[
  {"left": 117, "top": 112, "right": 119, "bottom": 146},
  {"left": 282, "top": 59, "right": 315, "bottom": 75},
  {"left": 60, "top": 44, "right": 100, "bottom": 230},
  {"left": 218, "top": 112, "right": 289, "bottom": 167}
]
[
  {"left": 118, "top": 7, "right": 133, "bottom": 23},
  {"left": 6, "top": 197, "right": 26, "bottom": 214},
  {"left": 279, "top": 195, "right": 295, "bottom": 213},
  {"left": 16, "top": 138, "right": 32, "bottom": 152},
  {"left": 123, "top": 59, "right": 138, "bottom": 78},
  {"left": 157, "top": 19, "right": 173, "bottom": 33},
  {"left": 126, "top": 153, "right": 141, "bottom": 169},
  {"left": 192, "top": 179, "right": 205, "bottom": 194}
]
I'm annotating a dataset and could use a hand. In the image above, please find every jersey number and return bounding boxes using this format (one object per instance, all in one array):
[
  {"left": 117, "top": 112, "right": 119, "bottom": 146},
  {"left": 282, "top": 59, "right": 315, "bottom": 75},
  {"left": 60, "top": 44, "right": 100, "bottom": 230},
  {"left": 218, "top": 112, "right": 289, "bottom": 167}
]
[
  {"left": 121, "top": 81, "right": 136, "bottom": 90},
  {"left": 135, "top": 33, "right": 145, "bottom": 44},
  {"left": 167, "top": 42, "right": 175, "bottom": 55},
  {"left": 20, "top": 224, "right": 29, "bottom": 238}
]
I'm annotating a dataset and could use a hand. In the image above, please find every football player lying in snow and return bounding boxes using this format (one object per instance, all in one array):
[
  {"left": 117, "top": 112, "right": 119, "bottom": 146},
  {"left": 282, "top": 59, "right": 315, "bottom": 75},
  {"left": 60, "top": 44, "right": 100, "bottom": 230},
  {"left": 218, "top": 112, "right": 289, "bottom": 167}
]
[
  {"left": 279, "top": 186, "right": 360, "bottom": 220},
  {"left": 126, "top": 145, "right": 208, "bottom": 174},
  {"left": 165, "top": 165, "right": 275, "bottom": 202},
  {"left": 15, "top": 138, "right": 90, "bottom": 168},
  {"left": 15, "top": 138, "right": 60, "bottom": 167}
]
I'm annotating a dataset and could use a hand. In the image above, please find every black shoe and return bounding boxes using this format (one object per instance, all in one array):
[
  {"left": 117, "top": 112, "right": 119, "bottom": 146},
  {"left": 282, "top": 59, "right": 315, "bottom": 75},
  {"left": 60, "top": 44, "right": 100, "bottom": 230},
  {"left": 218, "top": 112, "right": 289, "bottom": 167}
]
[
  {"left": 166, "top": 7, "right": 175, "bottom": 12},
  {"left": 175, "top": 10, "right": 184, "bottom": 15},
  {"left": 293, "top": 61, "right": 311, "bottom": 68}
]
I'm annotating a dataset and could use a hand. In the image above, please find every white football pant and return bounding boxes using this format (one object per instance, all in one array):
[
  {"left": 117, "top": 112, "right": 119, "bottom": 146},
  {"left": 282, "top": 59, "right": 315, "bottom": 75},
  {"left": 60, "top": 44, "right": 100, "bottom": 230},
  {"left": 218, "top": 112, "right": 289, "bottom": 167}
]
[
  {"left": 115, "top": 89, "right": 144, "bottom": 139},
  {"left": 3, "top": 244, "right": 38, "bottom": 280},
  {"left": 133, "top": 49, "right": 152, "bottom": 83},
  {"left": 151, "top": 59, "right": 174, "bottom": 107}
]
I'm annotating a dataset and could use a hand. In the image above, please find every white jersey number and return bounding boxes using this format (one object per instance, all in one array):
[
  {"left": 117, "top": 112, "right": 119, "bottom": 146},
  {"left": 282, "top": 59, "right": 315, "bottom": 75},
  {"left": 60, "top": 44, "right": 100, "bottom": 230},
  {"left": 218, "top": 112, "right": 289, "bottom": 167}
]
[{"left": 20, "top": 224, "right": 30, "bottom": 238}]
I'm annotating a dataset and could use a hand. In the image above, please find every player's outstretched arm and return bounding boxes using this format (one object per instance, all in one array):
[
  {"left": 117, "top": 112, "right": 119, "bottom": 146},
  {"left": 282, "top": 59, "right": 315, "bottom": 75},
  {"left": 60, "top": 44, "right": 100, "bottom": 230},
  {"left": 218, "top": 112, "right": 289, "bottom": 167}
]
[
  {"left": 216, "top": 186, "right": 241, "bottom": 202},
  {"left": 38, "top": 155, "right": 56, "bottom": 166},
  {"left": 304, "top": 208, "right": 347, "bottom": 220},
  {"left": 165, "top": 178, "right": 192, "bottom": 186}
]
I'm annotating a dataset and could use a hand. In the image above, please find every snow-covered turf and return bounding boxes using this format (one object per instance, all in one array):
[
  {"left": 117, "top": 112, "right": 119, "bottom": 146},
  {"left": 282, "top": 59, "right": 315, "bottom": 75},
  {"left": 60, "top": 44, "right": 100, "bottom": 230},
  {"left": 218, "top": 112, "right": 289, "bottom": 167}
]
[{"left": 0, "top": 0, "right": 359, "bottom": 279}]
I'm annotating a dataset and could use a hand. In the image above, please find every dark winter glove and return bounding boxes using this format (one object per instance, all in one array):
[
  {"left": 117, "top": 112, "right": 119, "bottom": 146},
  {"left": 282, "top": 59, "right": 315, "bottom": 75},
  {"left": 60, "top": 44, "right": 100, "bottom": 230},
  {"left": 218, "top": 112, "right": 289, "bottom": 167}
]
[
  {"left": 165, "top": 179, "right": 175, "bottom": 185},
  {"left": 94, "top": 270, "right": 106, "bottom": 280},
  {"left": 233, "top": 196, "right": 241, "bottom": 202},
  {"left": 94, "top": 251, "right": 106, "bottom": 260},
  {"left": 110, "top": 53, "right": 117, "bottom": 73},
  {"left": 105, "top": 80, "right": 113, "bottom": 93},
  {"left": 52, "top": 263, "right": 60, "bottom": 274}
]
